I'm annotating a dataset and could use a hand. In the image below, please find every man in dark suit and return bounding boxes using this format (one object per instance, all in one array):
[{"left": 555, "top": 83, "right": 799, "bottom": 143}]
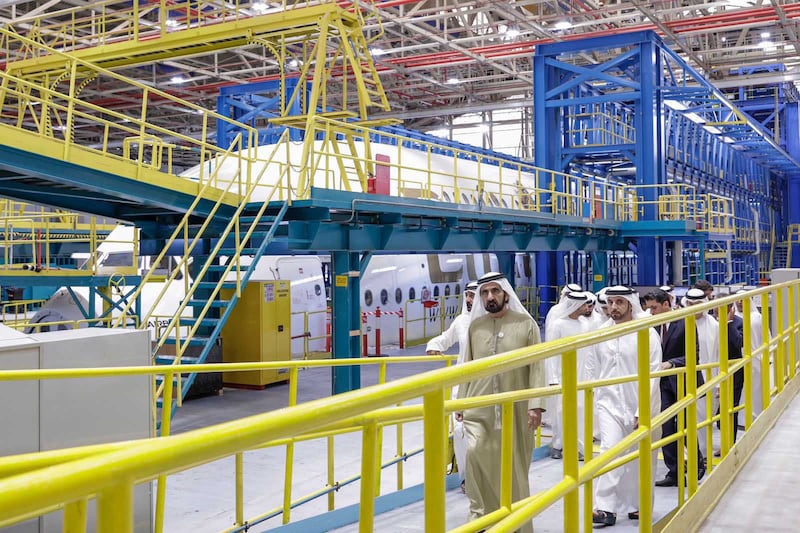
[
  {"left": 643, "top": 290, "right": 705, "bottom": 487},
  {"left": 721, "top": 303, "right": 745, "bottom": 444}
]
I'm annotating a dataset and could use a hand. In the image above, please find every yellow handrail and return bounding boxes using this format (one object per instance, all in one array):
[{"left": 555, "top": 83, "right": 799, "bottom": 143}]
[{"left": 0, "top": 281, "right": 795, "bottom": 531}]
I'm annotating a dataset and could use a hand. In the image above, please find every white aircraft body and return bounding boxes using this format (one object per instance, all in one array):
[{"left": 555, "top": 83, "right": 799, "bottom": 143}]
[{"left": 28, "top": 226, "right": 537, "bottom": 356}]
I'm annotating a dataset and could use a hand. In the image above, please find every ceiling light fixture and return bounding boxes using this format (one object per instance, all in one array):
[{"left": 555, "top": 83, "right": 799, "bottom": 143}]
[
  {"left": 554, "top": 20, "right": 572, "bottom": 31},
  {"left": 505, "top": 27, "right": 520, "bottom": 39},
  {"left": 446, "top": 77, "right": 460, "bottom": 85},
  {"left": 170, "top": 75, "right": 185, "bottom": 84}
]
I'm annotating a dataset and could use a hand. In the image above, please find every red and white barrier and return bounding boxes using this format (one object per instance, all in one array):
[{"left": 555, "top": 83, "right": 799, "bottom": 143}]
[{"left": 361, "top": 307, "right": 405, "bottom": 356}]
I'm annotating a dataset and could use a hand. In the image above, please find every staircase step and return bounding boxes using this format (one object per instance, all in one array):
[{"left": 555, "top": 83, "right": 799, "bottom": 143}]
[
  {"left": 208, "top": 265, "right": 246, "bottom": 273},
  {"left": 186, "top": 299, "right": 230, "bottom": 308},
  {"left": 239, "top": 215, "right": 278, "bottom": 224},
  {"left": 177, "top": 317, "right": 220, "bottom": 327},
  {"left": 218, "top": 247, "right": 259, "bottom": 256},
  {"left": 161, "top": 335, "right": 214, "bottom": 346},
  {"left": 155, "top": 355, "right": 200, "bottom": 366},
  {"left": 195, "top": 281, "right": 238, "bottom": 290}
]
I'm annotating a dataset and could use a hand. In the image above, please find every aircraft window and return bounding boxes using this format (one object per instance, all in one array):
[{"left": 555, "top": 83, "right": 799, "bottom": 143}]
[
  {"left": 315, "top": 284, "right": 322, "bottom": 296},
  {"left": 454, "top": 285, "right": 461, "bottom": 296},
  {"left": 395, "top": 288, "right": 402, "bottom": 304},
  {"left": 364, "top": 290, "right": 373, "bottom": 307},
  {"left": 103, "top": 251, "right": 134, "bottom": 267},
  {"left": 380, "top": 289, "right": 389, "bottom": 305},
  {"left": 433, "top": 286, "right": 440, "bottom": 298},
  {"left": 444, "top": 285, "right": 451, "bottom": 296},
  {"left": 409, "top": 287, "right": 416, "bottom": 300}
]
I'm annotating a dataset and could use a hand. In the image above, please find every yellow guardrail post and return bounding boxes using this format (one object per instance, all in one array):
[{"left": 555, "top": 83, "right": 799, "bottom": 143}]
[
  {"left": 423, "top": 388, "right": 445, "bottom": 532},
  {"left": 396, "top": 408, "right": 404, "bottom": 491},
  {"left": 283, "top": 366, "right": 299, "bottom": 524},
  {"left": 788, "top": 284, "right": 797, "bottom": 378},
  {"left": 676, "top": 364, "right": 686, "bottom": 504},
  {"left": 327, "top": 435, "right": 335, "bottom": 511},
  {"left": 761, "top": 292, "right": 771, "bottom": 411},
  {"left": 500, "top": 401, "right": 513, "bottom": 510},
  {"left": 155, "top": 370, "right": 173, "bottom": 533},
  {"left": 375, "top": 362, "right": 387, "bottom": 496},
  {"left": 63, "top": 498, "right": 87, "bottom": 532},
  {"left": 776, "top": 288, "right": 786, "bottom": 394},
  {"left": 718, "top": 302, "right": 732, "bottom": 457},
  {"left": 742, "top": 297, "right": 753, "bottom": 430},
  {"left": 359, "top": 420, "right": 378, "bottom": 532},
  {"left": 235, "top": 452, "right": 244, "bottom": 527},
  {"left": 97, "top": 483, "right": 133, "bottom": 533},
  {"left": 562, "top": 348, "right": 579, "bottom": 531},
  {"left": 582, "top": 387, "right": 594, "bottom": 532},
  {"left": 637, "top": 329, "right": 653, "bottom": 531}
]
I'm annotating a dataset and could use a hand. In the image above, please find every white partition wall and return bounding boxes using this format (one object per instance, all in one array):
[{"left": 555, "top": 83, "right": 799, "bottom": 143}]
[{"left": 0, "top": 328, "right": 152, "bottom": 533}]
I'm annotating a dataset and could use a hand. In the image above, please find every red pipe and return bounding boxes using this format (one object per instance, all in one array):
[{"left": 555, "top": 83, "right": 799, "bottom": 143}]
[
  {"left": 374, "top": 306, "right": 381, "bottom": 356},
  {"left": 398, "top": 308, "right": 404, "bottom": 349}
]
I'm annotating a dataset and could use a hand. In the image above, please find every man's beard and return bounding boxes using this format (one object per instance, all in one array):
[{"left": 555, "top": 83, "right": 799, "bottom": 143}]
[
  {"left": 466, "top": 302, "right": 472, "bottom": 312},
  {"left": 484, "top": 296, "right": 507, "bottom": 313}
]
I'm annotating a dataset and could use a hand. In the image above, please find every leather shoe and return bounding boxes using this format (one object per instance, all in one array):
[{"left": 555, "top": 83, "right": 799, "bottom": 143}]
[{"left": 655, "top": 476, "right": 678, "bottom": 487}]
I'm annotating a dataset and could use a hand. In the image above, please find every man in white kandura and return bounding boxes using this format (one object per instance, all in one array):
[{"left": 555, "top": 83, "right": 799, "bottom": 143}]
[
  {"left": 682, "top": 288, "right": 720, "bottom": 450},
  {"left": 588, "top": 286, "right": 661, "bottom": 527},
  {"left": 456, "top": 272, "right": 546, "bottom": 533},
  {"left": 734, "top": 289, "right": 771, "bottom": 417},
  {"left": 544, "top": 291, "right": 593, "bottom": 460},
  {"left": 426, "top": 281, "right": 478, "bottom": 490}
]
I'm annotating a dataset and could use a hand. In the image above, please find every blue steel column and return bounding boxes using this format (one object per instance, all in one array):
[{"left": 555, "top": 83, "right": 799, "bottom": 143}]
[
  {"left": 497, "top": 252, "right": 515, "bottom": 288},
  {"left": 331, "top": 251, "right": 361, "bottom": 394},
  {"left": 785, "top": 103, "right": 800, "bottom": 267},
  {"left": 591, "top": 252, "right": 608, "bottom": 292},
  {"left": 534, "top": 48, "right": 561, "bottom": 319},
  {"left": 635, "top": 38, "right": 661, "bottom": 285}
]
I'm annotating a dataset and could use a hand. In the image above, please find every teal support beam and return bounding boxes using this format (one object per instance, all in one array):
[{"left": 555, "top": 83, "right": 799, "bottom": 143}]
[
  {"left": 497, "top": 252, "right": 515, "bottom": 290},
  {"left": 591, "top": 252, "right": 607, "bottom": 292},
  {"left": 331, "top": 251, "right": 361, "bottom": 394}
]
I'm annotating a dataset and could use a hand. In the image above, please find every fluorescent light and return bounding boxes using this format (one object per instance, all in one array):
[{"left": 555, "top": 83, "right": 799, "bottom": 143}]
[
  {"left": 703, "top": 125, "right": 722, "bottom": 135},
  {"left": 664, "top": 100, "right": 688, "bottom": 111},
  {"left": 721, "top": 36, "right": 727, "bottom": 43},
  {"left": 760, "top": 31, "right": 770, "bottom": 39},
  {"left": 370, "top": 47, "right": 386, "bottom": 57},
  {"left": 252, "top": 1, "right": 268, "bottom": 12},
  {"left": 287, "top": 59, "right": 300, "bottom": 69},
  {"left": 554, "top": 20, "right": 572, "bottom": 31},
  {"left": 170, "top": 75, "right": 185, "bottom": 84},
  {"left": 446, "top": 77, "right": 460, "bottom": 85},
  {"left": 684, "top": 112, "right": 706, "bottom": 124},
  {"left": 165, "top": 18, "right": 179, "bottom": 28},
  {"left": 505, "top": 27, "right": 520, "bottom": 39}
]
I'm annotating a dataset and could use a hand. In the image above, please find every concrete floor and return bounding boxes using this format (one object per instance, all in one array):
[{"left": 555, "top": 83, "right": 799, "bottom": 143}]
[
  {"left": 163, "top": 345, "right": 718, "bottom": 532},
  {"left": 698, "top": 393, "right": 800, "bottom": 533}
]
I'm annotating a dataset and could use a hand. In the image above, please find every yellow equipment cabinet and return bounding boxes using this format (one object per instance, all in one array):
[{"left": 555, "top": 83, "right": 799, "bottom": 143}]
[{"left": 221, "top": 280, "right": 291, "bottom": 387}]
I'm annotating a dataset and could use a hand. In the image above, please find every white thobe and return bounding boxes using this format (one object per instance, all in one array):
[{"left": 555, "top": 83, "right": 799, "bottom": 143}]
[
  {"left": 747, "top": 310, "right": 772, "bottom": 417},
  {"left": 695, "top": 314, "right": 719, "bottom": 452},
  {"left": 586, "top": 326, "right": 661, "bottom": 515},
  {"left": 546, "top": 316, "right": 590, "bottom": 455},
  {"left": 426, "top": 313, "right": 470, "bottom": 480}
]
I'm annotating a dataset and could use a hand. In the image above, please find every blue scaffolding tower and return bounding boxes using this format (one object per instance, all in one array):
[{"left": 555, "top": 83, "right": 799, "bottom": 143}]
[{"left": 533, "top": 30, "right": 800, "bottom": 296}]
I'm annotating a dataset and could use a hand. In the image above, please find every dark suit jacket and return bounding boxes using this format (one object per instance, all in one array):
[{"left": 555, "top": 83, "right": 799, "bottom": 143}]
[
  {"left": 659, "top": 319, "right": 703, "bottom": 392},
  {"left": 727, "top": 315, "right": 744, "bottom": 360}
]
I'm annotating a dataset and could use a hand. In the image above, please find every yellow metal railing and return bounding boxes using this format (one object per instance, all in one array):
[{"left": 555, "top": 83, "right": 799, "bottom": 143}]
[
  {"left": 0, "top": 355, "right": 457, "bottom": 532},
  {"left": 0, "top": 283, "right": 795, "bottom": 531},
  {"left": 565, "top": 110, "right": 636, "bottom": 146},
  {"left": 3, "top": 0, "right": 350, "bottom": 61},
  {"left": 0, "top": 213, "right": 132, "bottom": 276},
  {"left": 0, "top": 25, "right": 258, "bottom": 197}
]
